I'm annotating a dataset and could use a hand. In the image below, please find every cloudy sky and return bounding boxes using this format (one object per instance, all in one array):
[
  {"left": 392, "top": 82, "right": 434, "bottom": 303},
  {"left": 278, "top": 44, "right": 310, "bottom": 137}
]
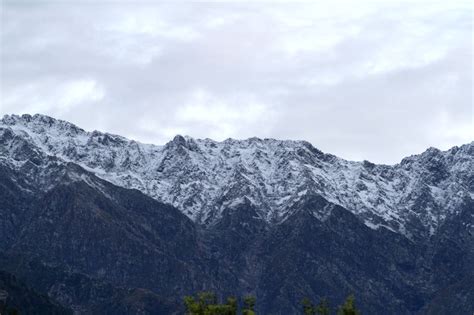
[{"left": 0, "top": 0, "right": 472, "bottom": 163}]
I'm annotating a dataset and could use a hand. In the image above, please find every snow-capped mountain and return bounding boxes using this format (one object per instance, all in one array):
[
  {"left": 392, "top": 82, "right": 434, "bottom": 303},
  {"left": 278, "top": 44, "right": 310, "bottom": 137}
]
[
  {"left": 1, "top": 113, "right": 473, "bottom": 314},
  {"left": 1, "top": 113, "right": 472, "bottom": 238}
]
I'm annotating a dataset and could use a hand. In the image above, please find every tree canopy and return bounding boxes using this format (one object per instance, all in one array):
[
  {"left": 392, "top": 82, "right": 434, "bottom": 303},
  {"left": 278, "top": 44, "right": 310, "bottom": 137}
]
[{"left": 184, "top": 292, "right": 360, "bottom": 315}]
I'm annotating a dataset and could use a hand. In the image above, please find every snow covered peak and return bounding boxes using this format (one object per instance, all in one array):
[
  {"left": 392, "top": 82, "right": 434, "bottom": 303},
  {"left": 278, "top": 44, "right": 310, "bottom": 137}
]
[
  {"left": 1, "top": 113, "right": 472, "bottom": 238},
  {"left": 2, "top": 114, "right": 85, "bottom": 135}
]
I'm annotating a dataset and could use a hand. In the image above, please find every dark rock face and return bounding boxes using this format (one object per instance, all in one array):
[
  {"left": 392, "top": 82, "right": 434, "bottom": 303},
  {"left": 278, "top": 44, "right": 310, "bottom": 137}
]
[
  {"left": 0, "top": 270, "right": 72, "bottom": 315},
  {"left": 419, "top": 275, "right": 474, "bottom": 315},
  {"left": 0, "top": 163, "right": 214, "bottom": 313},
  {"left": 0, "top": 253, "right": 180, "bottom": 315},
  {"left": 1, "top": 161, "right": 473, "bottom": 314},
  {"left": 0, "top": 114, "right": 473, "bottom": 314}
]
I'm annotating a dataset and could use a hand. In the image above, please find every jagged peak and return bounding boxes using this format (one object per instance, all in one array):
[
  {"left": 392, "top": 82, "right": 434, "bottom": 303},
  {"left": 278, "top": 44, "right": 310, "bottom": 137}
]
[
  {"left": 399, "top": 142, "right": 473, "bottom": 166},
  {"left": 2, "top": 113, "right": 469, "bottom": 168},
  {"left": 165, "top": 134, "right": 199, "bottom": 152},
  {"left": 1, "top": 113, "right": 471, "bottom": 238},
  {"left": 450, "top": 141, "right": 474, "bottom": 155},
  {"left": 1, "top": 113, "right": 86, "bottom": 135}
]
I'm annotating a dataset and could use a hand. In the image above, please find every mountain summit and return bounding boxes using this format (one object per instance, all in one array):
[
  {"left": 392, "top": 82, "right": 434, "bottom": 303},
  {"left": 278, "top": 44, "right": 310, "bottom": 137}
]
[{"left": 2, "top": 114, "right": 472, "bottom": 239}]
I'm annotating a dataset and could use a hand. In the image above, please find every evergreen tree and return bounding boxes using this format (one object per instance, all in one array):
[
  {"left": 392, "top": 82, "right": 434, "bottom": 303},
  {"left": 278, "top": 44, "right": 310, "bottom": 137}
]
[
  {"left": 184, "top": 292, "right": 241, "bottom": 315},
  {"left": 184, "top": 291, "right": 217, "bottom": 315},
  {"left": 315, "top": 298, "right": 330, "bottom": 315},
  {"left": 302, "top": 297, "right": 315, "bottom": 315},
  {"left": 226, "top": 297, "right": 237, "bottom": 315},
  {"left": 242, "top": 295, "right": 256, "bottom": 315},
  {"left": 206, "top": 304, "right": 235, "bottom": 315},
  {"left": 184, "top": 295, "right": 202, "bottom": 315},
  {"left": 337, "top": 295, "right": 360, "bottom": 315},
  {"left": 198, "top": 291, "right": 218, "bottom": 308}
]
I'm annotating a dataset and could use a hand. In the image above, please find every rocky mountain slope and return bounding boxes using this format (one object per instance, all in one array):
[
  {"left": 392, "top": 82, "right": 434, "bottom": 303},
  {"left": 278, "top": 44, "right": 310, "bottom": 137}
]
[
  {"left": 0, "top": 113, "right": 473, "bottom": 314},
  {"left": 1, "top": 114, "right": 472, "bottom": 239},
  {"left": 0, "top": 270, "right": 72, "bottom": 315}
]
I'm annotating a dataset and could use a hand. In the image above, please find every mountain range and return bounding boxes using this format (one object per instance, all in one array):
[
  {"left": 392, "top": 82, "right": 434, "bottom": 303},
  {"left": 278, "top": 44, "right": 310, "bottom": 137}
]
[{"left": 0, "top": 113, "right": 473, "bottom": 314}]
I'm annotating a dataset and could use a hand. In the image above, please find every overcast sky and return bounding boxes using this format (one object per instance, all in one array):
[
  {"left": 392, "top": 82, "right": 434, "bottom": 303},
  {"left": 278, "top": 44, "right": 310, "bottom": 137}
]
[{"left": 0, "top": 0, "right": 472, "bottom": 163}]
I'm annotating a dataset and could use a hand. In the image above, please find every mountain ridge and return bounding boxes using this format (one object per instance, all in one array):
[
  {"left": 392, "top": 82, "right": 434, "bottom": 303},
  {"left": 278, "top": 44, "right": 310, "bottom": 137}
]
[
  {"left": 1, "top": 113, "right": 473, "bottom": 239},
  {"left": 1, "top": 113, "right": 473, "bottom": 313},
  {"left": 5, "top": 113, "right": 470, "bottom": 165}
]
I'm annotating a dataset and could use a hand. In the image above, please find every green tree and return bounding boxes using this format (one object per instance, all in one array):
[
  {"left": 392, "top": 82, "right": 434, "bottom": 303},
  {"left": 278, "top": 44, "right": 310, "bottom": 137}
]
[
  {"left": 206, "top": 304, "right": 234, "bottom": 315},
  {"left": 337, "top": 295, "right": 360, "bottom": 315},
  {"left": 184, "top": 292, "right": 239, "bottom": 315},
  {"left": 242, "top": 295, "right": 256, "bottom": 315},
  {"left": 315, "top": 298, "right": 330, "bottom": 315},
  {"left": 199, "top": 291, "right": 218, "bottom": 308},
  {"left": 226, "top": 297, "right": 237, "bottom": 315},
  {"left": 184, "top": 291, "right": 216, "bottom": 315},
  {"left": 302, "top": 297, "right": 315, "bottom": 315}
]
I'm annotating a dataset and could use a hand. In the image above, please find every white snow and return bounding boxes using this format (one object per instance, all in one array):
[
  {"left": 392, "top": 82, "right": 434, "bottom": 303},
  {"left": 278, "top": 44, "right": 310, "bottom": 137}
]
[{"left": 1, "top": 114, "right": 473, "bottom": 237}]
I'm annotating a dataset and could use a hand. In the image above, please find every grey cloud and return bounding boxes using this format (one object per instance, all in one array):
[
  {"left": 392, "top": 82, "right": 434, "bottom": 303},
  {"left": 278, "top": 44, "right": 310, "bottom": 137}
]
[{"left": 1, "top": 1, "right": 472, "bottom": 163}]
